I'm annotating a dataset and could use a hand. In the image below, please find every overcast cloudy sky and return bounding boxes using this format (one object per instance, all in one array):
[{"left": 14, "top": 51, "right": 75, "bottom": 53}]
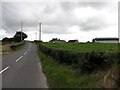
[{"left": 1, "top": 0, "right": 119, "bottom": 42}]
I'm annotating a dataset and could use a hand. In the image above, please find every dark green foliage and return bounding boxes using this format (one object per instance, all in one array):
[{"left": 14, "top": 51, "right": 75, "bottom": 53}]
[
  {"left": 92, "top": 39, "right": 95, "bottom": 42},
  {"left": 2, "top": 37, "right": 10, "bottom": 43},
  {"left": 118, "top": 65, "right": 120, "bottom": 88},
  {"left": 9, "top": 38, "right": 14, "bottom": 42},
  {"left": 37, "top": 49, "right": 97, "bottom": 88},
  {"left": 14, "top": 31, "right": 27, "bottom": 42},
  {"left": 118, "top": 52, "right": 120, "bottom": 64},
  {"left": 2, "top": 31, "right": 27, "bottom": 44},
  {"left": 78, "top": 51, "right": 106, "bottom": 73},
  {"left": 39, "top": 43, "right": 118, "bottom": 74},
  {"left": 2, "top": 37, "right": 14, "bottom": 44}
]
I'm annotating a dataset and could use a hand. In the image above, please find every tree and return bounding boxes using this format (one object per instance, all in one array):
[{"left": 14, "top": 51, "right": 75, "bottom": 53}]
[
  {"left": 2, "top": 37, "right": 10, "bottom": 43},
  {"left": 14, "top": 31, "right": 27, "bottom": 42},
  {"left": 92, "top": 39, "right": 95, "bottom": 42}
]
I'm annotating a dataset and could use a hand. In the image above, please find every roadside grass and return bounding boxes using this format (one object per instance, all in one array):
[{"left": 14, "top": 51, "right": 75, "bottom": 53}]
[
  {"left": 37, "top": 48, "right": 97, "bottom": 88},
  {"left": 10, "top": 41, "right": 26, "bottom": 51},
  {"left": 1, "top": 44, "right": 12, "bottom": 54},
  {"left": 2, "top": 41, "right": 26, "bottom": 55}
]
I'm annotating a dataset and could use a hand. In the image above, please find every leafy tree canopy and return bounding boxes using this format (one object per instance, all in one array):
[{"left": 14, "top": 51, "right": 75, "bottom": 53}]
[
  {"left": 2, "top": 31, "right": 28, "bottom": 43},
  {"left": 14, "top": 31, "right": 27, "bottom": 42}
]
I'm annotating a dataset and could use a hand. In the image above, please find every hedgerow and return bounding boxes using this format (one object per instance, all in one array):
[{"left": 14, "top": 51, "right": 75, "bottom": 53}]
[{"left": 38, "top": 43, "right": 119, "bottom": 73}]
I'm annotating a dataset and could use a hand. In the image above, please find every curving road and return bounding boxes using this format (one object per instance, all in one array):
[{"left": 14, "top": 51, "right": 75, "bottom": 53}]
[{"left": 1, "top": 42, "right": 48, "bottom": 88}]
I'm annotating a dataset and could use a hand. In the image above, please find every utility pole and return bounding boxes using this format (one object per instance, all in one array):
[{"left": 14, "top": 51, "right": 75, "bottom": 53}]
[
  {"left": 21, "top": 22, "right": 23, "bottom": 41},
  {"left": 31, "top": 35, "right": 32, "bottom": 41},
  {"left": 39, "top": 23, "right": 41, "bottom": 41},
  {"left": 35, "top": 32, "right": 37, "bottom": 40}
]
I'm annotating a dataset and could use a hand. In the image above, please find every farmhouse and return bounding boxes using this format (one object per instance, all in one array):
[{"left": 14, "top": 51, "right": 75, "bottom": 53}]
[
  {"left": 49, "top": 38, "right": 66, "bottom": 43},
  {"left": 92, "top": 38, "right": 119, "bottom": 43}
]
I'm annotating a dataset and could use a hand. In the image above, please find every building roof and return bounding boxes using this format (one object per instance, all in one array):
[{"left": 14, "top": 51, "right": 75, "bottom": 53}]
[
  {"left": 94, "top": 38, "right": 119, "bottom": 41},
  {"left": 68, "top": 40, "right": 79, "bottom": 42}
]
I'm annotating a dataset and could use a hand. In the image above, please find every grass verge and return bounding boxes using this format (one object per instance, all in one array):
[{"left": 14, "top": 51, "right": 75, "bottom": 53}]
[
  {"left": 10, "top": 41, "right": 26, "bottom": 51},
  {"left": 37, "top": 47, "right": 97, "bottom": 88},
  {"left": 2, "top": 41, "right": 26, "bottom": 55}
]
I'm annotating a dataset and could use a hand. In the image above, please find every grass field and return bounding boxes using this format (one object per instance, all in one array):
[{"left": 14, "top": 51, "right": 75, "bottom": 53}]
[{"left": 41, "top": 42, "right": 119, "bottom": 53}]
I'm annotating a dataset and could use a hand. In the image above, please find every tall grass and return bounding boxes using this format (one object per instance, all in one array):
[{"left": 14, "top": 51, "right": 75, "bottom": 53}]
[{"left": 37, "top": 48, "right": 97, "bottom": 88}]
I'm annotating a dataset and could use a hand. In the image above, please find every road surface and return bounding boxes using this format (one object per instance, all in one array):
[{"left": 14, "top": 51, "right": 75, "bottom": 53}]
[{"left": 1, "top": 42, "right": 48, "bottom": 88}]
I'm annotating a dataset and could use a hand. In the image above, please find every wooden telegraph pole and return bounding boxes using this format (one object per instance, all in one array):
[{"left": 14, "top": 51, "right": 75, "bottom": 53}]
[
  {"left": 39, "top": 23, "right": 41, "bottom": 41},
  {"left": 21, "top": 22, "right": 23, "bottom": 41}
]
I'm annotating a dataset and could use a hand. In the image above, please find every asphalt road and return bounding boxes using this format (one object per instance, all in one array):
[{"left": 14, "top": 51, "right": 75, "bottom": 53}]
[{"left": 1, "top": 42, "right": 48, "bottom": 88}]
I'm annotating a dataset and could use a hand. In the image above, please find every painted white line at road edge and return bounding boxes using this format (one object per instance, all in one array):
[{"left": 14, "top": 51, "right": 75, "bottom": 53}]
[
  {"left": 0, "top": 66, "right": 9, "bottom": 74},
  {"left": 16, "top": 56, "right": 23, "bottom": 62}
]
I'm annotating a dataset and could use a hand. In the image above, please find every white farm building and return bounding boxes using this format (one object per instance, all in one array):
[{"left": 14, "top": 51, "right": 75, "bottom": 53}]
[{"left": 92, "top": 38, "right": 119, "bottom": 43}]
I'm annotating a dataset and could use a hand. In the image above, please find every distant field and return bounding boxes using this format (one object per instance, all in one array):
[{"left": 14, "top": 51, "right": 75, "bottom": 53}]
[{"left": 41, "top": 42, "right": 119, "bottom": 53}]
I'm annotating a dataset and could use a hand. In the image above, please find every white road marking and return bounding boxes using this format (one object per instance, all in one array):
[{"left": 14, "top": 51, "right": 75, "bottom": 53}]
[
  {"left": 23, "top": 43, "right": 30, "bottom": 56},
  {"left": 0, "top": 43, "right": 31, "bottom": 74},
  {"left": 0, "top": 66, "right": 9, "bottom": 74},
  {"left": 26, "top": 43, "right": 31, "bottom": 52},
  {"left": 24, "top": 52, "right": 27, "bottom": 55},
  {"left": 16, "top": 56, "right": 23, "bottom": 62}
]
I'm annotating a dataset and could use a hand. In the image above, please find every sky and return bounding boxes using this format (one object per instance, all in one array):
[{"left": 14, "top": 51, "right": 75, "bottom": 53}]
[{"left": 0, "top": 0, "right": 119, "bottom": 42}]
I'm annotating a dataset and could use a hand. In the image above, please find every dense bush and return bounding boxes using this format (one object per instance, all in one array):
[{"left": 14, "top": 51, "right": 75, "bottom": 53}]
[
  {"left": 38, "top": 43, "right": 118, "bottom": 73},
  {"left": 2, "top": 37, "right": 14, "bottom": 45}
]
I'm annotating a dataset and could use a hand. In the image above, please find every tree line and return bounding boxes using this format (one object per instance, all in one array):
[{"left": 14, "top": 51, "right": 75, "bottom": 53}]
[{"left": 2, "top": 31, "right": 27, "bottom": 44}]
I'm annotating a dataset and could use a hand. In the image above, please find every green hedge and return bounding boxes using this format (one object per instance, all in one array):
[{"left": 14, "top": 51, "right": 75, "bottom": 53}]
[{"left": 39, "top": 43, "right": 119, "bottom": 73}]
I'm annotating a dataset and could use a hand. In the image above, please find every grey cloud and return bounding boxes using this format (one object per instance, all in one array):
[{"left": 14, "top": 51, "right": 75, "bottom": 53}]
[
  {"left": 2, "top": 2, "right": 38, "bottom": 33},
  {"left": 77, "top": 2, "right": 111, "bottom": 9},
  {"left": 42, "top": 25, "right": 69, "bottom": 34},
  {"left": 44, "top": 4, "right": 57, "bottom": 14},
  {"left": 60, "top": 2, "right": 110, "bottom": 11},
  {"left": 1, "top": 2, "right": 117, "bottom": 36},
  {"left": 79, "top": 18, "right": 107, "bottom": 31}
]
